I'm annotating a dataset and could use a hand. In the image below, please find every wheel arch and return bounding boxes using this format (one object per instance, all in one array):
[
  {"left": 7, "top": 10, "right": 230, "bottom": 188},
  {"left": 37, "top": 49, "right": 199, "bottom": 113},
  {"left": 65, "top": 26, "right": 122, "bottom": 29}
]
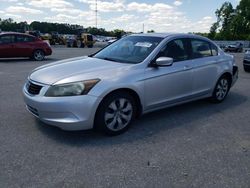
[
  {"left": 32, "top": 49, "right": 45, "bottom": 60},
  {"left": 220, "top": 72, "right": 233, "bottom": 87},
  {"left": 95, "top": 88, "right": 143, "bottom": 120}
]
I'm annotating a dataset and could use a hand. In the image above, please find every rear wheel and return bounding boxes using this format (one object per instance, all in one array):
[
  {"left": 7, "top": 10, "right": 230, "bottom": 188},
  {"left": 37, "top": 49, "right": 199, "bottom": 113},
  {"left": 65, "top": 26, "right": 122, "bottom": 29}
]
[
  {"left": 95, "top": 92, "right": 136, "bottom": 135},
  {"left": 210, "top": 75, "right": 230, "bottom": 103},
  {"left": 244, "top": 66, "right": 250, "bottom": 72},
  {"left": 32, "top": 50, "right": 45, "bottom": 61}
]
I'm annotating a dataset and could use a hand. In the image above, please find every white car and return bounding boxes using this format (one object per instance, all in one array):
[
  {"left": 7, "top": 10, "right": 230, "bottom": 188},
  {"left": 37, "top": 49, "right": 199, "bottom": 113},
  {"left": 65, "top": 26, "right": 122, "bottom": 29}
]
[{"left": 23, "top": 33, "right": 238, "bottom": 135}]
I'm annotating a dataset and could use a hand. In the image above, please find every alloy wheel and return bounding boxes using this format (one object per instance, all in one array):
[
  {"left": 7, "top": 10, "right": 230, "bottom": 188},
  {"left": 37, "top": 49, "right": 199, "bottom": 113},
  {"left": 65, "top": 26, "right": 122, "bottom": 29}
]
[
  {"left": 104, "top": 98, "right": 133, "bottom": 132},
  {"left": 34, "top": 50, "right": 44, "bottom": 61},
  {"left": 216, "top": 78, "right": 229, "bottom": 101}
]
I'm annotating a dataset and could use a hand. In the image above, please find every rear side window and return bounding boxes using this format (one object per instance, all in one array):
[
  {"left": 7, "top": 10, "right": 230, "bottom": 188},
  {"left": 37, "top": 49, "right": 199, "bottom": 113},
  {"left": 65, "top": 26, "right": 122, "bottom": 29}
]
[
  {"left": 0, "top": 35, "right": 15, "bottom": 44},
  {"left": 191, "top": 39, "right": 212, "bottom": 59},
  {"left": 159, "top": 39, "right": 189, "bottom": 62},
  {"left": 16, "top": 35, "right": 35, "bottom": 43},
  {"left": 211, "top": 43, "right": 218, "bottom": 56}
]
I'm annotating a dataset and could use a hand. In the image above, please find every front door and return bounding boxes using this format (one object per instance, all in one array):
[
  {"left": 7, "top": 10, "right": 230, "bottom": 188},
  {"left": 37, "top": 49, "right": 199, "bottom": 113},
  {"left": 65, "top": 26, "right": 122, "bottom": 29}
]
[{"left": 144, "top": 38, "right": 194, "bottom": 111}]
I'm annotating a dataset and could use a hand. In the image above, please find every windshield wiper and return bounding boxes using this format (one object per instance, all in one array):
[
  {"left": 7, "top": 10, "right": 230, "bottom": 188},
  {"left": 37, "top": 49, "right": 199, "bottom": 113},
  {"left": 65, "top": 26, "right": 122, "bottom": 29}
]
[{"left": 102, "top": 57, "right": 117, "bottom": 62}]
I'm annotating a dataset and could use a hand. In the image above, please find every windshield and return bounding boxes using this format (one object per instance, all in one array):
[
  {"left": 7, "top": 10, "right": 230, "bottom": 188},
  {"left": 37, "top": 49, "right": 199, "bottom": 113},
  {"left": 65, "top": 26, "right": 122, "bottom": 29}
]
[{"left": 93, "top": 36, "right": 163, "bottom": 64}]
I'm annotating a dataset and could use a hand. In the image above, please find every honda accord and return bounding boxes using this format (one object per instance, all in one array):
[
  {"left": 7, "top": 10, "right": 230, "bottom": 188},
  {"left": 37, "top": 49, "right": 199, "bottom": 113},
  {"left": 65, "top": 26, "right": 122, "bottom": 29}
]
[{"left": 23, "top": 33, "right": 238, "bottom": 135}]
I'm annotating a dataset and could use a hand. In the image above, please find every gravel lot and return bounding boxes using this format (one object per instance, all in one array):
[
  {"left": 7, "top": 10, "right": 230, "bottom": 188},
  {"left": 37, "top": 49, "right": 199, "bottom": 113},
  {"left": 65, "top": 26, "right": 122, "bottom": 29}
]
[{"left": 0, "top": 47, "right": 249, "bottom": 188}]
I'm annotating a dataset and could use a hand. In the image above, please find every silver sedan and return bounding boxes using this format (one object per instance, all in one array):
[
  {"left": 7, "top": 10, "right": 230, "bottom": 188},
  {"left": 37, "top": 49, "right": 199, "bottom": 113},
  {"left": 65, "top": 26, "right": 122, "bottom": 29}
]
[{"left": 23, "top": 33, "right": 238, "bottom": 135}]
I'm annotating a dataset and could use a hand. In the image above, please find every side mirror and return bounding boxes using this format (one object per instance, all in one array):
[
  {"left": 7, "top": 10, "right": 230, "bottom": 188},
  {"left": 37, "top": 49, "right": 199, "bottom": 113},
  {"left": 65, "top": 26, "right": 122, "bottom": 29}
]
[{"left": 155, "top": 57, "right": 173, "bottom": 67}]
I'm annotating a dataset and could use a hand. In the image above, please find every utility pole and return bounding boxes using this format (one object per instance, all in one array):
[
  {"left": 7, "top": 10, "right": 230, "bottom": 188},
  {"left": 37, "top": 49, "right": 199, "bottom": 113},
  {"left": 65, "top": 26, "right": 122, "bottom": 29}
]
[
  {"left": 95, "top": 0, "right": 98, "bottom": 28},
  {"left": 142, "top": 23, "right": 144, "bottom": 33}
]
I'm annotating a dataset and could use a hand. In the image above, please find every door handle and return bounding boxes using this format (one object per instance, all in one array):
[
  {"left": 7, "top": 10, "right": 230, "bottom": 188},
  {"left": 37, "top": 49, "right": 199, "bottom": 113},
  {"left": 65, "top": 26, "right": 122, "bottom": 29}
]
[{"left": 184, "top": 65, "right": 193, "bottom": 70}]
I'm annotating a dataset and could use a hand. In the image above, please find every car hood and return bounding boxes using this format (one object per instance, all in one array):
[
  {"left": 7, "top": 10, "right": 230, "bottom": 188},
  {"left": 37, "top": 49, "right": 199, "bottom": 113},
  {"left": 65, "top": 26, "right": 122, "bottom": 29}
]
[{"left": 29, "top": 56, "right": 130, "bottom": 85}]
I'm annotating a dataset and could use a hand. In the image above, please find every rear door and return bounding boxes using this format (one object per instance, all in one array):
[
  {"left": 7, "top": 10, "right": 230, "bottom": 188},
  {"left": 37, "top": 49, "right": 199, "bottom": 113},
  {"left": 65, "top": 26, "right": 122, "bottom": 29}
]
[
  {"left": 0, "top": 34, "right": 15, "bottom": 58},
  {"left": 189, "top": 39, "right": 220, "bottom": 95}
]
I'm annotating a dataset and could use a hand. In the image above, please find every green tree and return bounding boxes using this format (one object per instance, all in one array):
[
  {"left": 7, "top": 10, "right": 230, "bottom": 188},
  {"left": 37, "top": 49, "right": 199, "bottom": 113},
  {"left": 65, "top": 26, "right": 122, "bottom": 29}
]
[
  {"left": 147, "top": 30, "right": 155, "bottom": 33},
  {"left": 235, "top": 0, "right": 250, "bottom": 38},
  {"left": 209, "top": 0, "right": 250, "bottom": 40}
]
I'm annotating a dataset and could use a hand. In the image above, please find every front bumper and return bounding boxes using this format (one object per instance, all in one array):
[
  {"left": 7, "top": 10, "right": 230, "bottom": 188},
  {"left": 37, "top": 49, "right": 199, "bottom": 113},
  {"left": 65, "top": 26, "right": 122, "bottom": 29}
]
[
  {"left": 45, "top": 47, "right": 52, "bottom": 56},
  {"left": 23, "top": 83, "right": 102, "bottom": 131}
]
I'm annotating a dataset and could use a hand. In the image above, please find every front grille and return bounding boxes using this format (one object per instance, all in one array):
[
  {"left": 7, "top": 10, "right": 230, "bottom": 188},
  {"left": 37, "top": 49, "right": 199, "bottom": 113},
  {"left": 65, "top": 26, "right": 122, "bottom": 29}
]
[{"left": 27, "top": 81, "right": 43, "bottom": 95}]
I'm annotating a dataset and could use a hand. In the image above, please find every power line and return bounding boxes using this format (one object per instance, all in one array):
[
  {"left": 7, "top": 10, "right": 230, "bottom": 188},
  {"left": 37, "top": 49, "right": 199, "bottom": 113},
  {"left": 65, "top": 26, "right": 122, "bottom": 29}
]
[{"left": 95, "top": 0, "right": 98, "bottom": 28}]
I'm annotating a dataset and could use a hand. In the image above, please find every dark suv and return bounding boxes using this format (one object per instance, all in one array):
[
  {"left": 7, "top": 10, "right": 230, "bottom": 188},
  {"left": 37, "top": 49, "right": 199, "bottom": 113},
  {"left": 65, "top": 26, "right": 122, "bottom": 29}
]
[
  {"left": 243, "top": 50, "right": 250, "bottom": 72},
  {"left": 224, "top": 42, "right": 243, "bottom": 53}
]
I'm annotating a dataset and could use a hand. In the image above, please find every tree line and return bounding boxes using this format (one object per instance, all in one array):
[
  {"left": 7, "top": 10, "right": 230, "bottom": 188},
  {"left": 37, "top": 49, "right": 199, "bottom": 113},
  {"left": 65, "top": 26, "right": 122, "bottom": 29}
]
[
  {"left": 0, "top": 18, "right": 127, "bottom": 38},
  {"left": 0, "top": 0, "right": 249, "bottom": 40}
]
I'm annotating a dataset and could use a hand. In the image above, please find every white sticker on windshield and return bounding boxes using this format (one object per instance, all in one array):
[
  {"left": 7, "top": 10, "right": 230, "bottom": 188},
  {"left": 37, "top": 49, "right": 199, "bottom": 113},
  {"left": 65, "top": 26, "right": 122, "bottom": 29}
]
[{"left": 135, "top": 42, "right": 152, "bottom": 48}]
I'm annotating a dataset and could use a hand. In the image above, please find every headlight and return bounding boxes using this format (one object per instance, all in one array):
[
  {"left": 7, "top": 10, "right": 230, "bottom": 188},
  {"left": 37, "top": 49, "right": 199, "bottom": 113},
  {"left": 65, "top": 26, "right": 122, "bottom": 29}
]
[{"left": 45, "top": 79, "right": 100, "bottom": 97}]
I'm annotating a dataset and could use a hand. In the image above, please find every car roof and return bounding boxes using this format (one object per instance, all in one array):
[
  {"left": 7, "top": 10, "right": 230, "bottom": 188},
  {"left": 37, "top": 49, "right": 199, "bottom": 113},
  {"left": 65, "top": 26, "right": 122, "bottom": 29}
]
[
  {"left": 130, "top": 33, "right": 211, "bottom": 41},
  {"left": 0, "top": 32, "right": 35, "bottom": 38}
]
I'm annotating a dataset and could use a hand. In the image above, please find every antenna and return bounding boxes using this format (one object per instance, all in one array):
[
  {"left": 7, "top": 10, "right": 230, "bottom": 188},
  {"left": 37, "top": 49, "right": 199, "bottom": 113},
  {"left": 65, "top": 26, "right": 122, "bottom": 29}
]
[{"left": 95, "top": 0, "right": 98, "bottom": 28}]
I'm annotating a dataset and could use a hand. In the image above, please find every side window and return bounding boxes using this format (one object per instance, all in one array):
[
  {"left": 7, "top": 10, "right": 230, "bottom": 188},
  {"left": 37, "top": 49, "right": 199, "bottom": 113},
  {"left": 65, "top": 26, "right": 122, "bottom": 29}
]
[
  {"left": 0, "top": 35, "right": 15, "bottom": 44},
  {"left": 191, "top": 40, "right": 212, "bottom": 59},
  {"left": 159, "top": 39, "right": 188, "bottom": 62},
  {"left": 16, "top": 35, "right": 35, "bottom": 43},
  {"left": 211, "top": 43, "right": 218, "bottom": 56},
  {"left": 25, "top": 36, "right": 35, "bottom": 42},
  {"left": 16, "top": 35, "right": 25, "bottom": 43}
]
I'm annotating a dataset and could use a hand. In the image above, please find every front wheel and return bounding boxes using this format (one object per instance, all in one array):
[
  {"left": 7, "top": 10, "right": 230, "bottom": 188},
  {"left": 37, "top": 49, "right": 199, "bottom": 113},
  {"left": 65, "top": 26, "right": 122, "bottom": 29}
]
[
  {"left": 32, "top": 50, "right": 45, "bottom": 61},
  {"left": 95, "top": 92, "right": 136, "bottom": 136},
  {"left": 77, "top": 40, "right": 82, "bottom": 48},
  {"left": 210, "top": 76, "right": 230, "bottom": 103}
]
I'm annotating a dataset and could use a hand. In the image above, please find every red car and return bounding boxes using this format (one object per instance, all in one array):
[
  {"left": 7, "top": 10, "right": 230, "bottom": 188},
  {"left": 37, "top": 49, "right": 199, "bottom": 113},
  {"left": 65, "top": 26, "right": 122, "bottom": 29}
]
[{"left": 0, "top": 32, "right": 52, "bottom": 61}]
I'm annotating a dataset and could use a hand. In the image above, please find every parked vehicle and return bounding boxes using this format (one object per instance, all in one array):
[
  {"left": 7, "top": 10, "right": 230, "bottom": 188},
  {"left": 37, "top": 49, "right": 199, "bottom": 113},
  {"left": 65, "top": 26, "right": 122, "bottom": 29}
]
[
  {"left": 107, "top": 38, "right": 117, "bottom": 44},
  {"left": 0, "top": 32, "right": 52, "bottom": 61},
  {"left": 23, "top": 33, "right": 238, "bottom": 135},
  {"left": 224, "top": 42, "right": 243, "bottom": 53},
  {"left": 40, "top": 33, "right": 52, "bottom": 41},
  {"left": 66, "top": 33, "right": 95, "bottom": 48},
  {"left": 50, "top": 31, "right": 65, "bottom": 45},
  {"left": 26, "top": 30, "right": 41, "bottom": 38},
  {"left": 243, "top": 50, "right": 250, "bottom": 72}
]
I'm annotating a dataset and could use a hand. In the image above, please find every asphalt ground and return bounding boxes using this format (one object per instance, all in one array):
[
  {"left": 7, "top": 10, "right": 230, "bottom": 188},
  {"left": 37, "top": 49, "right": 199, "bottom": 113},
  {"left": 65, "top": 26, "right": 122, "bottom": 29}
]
[{"left": 0, "top": 47, "right": 249, "bottom": 188}]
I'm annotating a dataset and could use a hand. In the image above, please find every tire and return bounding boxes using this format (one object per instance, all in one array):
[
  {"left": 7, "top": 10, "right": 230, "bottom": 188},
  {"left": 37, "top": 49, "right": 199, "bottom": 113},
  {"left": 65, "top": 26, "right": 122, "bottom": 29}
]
[
  {"left": 77, "top": 40, "right": 83, "bottom": 48},
  {"left": 244, "top": 65, "right": 250, "bottom": 72},
  {"left": 210, "top": 75, "right": 231, "bottom": 103},
  {"left": 94, "top": 92, "right": 137, "bottom": 136},
  {"left": 88, "top": 44, "right": 93, "bottom": 48},
  {"left": 32, "top": 50, "right": 45, "bottom": 61}
]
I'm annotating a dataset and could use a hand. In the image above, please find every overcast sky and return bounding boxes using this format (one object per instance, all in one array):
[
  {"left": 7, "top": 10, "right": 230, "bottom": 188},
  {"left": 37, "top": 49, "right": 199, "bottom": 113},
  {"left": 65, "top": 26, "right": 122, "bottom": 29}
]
[{"left": 0, "top": 0, "right": 240, "bottom": 33}]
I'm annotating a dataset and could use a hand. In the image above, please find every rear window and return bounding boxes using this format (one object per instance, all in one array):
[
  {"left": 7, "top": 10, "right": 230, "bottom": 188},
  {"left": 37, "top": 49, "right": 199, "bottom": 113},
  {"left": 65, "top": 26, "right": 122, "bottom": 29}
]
[{"left": 211, "top": 43, "right": 218, "bottom": 56}]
